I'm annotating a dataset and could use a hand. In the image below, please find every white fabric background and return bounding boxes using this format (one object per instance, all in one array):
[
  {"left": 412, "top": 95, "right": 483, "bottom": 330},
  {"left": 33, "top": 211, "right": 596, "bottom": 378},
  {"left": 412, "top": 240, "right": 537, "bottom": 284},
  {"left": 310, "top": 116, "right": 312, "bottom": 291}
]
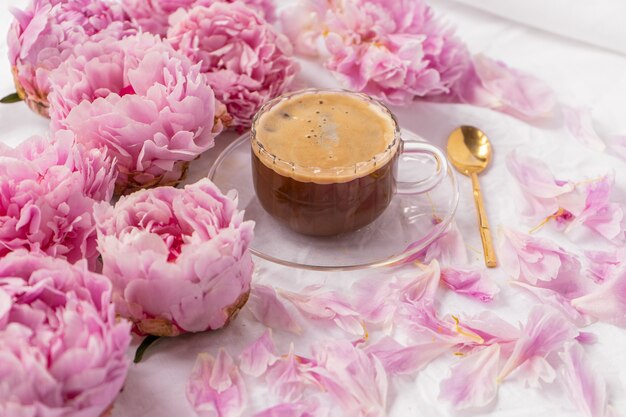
[{"left": 1, "top": 1, "right": 626, "bottom": 416}]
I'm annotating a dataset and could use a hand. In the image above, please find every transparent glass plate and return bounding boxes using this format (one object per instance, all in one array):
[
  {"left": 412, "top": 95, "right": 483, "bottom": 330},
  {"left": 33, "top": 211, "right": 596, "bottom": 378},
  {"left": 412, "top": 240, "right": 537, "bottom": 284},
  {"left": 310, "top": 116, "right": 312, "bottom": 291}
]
[{"left": 208, "top": 129, "right": 459, "bottom": 271}]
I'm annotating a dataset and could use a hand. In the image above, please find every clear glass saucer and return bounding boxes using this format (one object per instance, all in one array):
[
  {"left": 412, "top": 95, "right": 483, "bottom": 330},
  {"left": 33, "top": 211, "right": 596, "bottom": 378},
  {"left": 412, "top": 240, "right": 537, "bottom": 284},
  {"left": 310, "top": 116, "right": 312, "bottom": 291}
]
[{"left": 208, "top": 130, "right": 459, "bottom": 271}]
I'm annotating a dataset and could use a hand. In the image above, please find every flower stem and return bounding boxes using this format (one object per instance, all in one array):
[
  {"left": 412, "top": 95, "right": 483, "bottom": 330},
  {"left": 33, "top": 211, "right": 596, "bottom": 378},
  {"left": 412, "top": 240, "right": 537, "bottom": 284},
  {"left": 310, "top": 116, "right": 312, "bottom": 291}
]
[{"left": 134, "top": 335, "right": 160, "bottom": 363}]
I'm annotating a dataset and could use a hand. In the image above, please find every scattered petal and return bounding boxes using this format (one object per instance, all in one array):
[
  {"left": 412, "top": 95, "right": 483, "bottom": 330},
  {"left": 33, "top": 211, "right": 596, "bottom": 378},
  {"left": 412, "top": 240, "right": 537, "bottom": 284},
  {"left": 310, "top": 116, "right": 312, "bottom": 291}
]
[
  {"left": 311, "top": 341, "right": 387, "bottom": 417},
  {"left": 511, "top": 282, "right": 593, "bottom": 327},
  {"left": 439, "top": 344, "right": 500, "bottom": 410},
  {"left": 571, "top": 266, "right": 626, "bottom": 326},
  {"left": 441, "top": 266, "right": 499, "bottom": 302},
  {"left": 187, "top": 349, "right": 247, "bottom": 417},
  {"left": 500, "top": 228, "right": 585, "bottom": 298},
  {"left": 498, "top": 306, "right": 578, "bottom": 381},
  {"left": 279, "top": 287, "right": 364, "bottom": 337},
  {"left": 585, "top": 248, "right": 625, "bottom": 283},
  {"left": 264, "top": 344, "right": 319, "bottom": 402},
  {"left": 454, "top": 54, "right": 557, "bottom": 121},
  {"left": 365, "top": 336, "right": 451, "bottom": 375},
  {"left": 246, "top": 284, "right": 301, "bottom": 334},
  {"left": 238, "top": 330, "right": 277, "bottom": 377},
  {"left": 559, "top": 343, "right": 612, "bottom": 417},
  {"left": 563, "top": 107, "right": 606, "bottom": 152},
  {"left": 514, "top": 356, "right": 556, "bottom": 388}
]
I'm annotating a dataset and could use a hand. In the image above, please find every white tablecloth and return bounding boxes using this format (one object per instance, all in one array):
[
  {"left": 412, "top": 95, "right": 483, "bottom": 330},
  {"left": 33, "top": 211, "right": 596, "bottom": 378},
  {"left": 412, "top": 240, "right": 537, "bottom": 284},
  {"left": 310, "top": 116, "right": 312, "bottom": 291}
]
[{"left": 1, "top": 1, "right": 625, "bottom": 416}]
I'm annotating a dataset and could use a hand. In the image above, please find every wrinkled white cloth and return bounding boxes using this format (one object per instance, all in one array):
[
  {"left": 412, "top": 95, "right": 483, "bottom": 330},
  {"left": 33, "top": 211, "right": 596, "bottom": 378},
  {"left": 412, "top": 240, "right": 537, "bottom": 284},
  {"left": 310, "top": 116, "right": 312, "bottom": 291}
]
[
  {"left": 445, "top": 0, "right": 626, "bottom": 55},
  {"left": 1, "top": 1, "right": 625, "bottom": 417}
]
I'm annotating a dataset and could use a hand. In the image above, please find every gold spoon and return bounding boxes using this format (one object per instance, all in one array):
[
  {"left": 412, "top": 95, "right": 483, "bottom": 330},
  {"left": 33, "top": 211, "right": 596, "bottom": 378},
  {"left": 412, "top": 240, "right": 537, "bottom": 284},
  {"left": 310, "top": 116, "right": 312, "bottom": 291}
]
[{"left": 446, "top": 126, "right": 497, "bottom": 268}]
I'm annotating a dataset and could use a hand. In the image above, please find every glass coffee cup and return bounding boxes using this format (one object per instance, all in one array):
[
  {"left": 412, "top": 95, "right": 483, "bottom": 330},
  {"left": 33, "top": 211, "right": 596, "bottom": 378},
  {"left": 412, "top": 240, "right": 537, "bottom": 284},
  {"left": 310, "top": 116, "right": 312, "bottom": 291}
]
[{"left": 250, "top": 89, "right": 447, "bottom": 237}]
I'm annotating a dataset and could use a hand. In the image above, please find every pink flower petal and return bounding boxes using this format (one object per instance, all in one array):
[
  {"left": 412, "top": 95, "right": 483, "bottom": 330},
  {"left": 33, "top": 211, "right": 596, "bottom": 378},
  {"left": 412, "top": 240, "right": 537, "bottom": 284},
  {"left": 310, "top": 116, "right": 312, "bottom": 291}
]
[
  {"left": 279, "top": 287, "right": 364, "bottom": 337},
  {"left": 566, "top": 175, "right": 624, "bottom": 241},
  {"left": 585, "top": 248, "right": 624, "bottom": 283},
  {"left": 563, "top": 107, "right": 606, "bottom": 152},
  {"left": 505, "top": 149, "right": 576, "bottom": 219},
  {"left": 365, "top": 336, "right": 451, "bottom": 375},
  {"left": 238, "top": 330, "right": 277, "bottom": 377},
  {"left": 441, "top": 266, "right": 499, "bottom": 302},
  {"left": 571, "top": 266, "right": 626, "bottom": 326},
  {"left": 187, "top": 349, "right": 247, "bottom": 417},
  {"left": 514, "top": 356, "right": 556, "bottom": 388},
  {"left": 246, "top": 284, "right": 301, "bottom": 334},
  {"left": 511, "top": 282, "right": 593, "bottom": 327},
  {"left": 351, "top": 261, "right": 441, "bottom": 329},
  {"left": 264, "top": 344, "right": 320, "bottom": 402},
  {"left": 439, "top": 344, "right": 501, "bottom": 410},
  {"left": 455, "top": 54, "right": 557, "bottom": 121},
  {"left": 559, "top": 343, "right": 613, "bottom": 417},
  {"left": 412, "top": 223, "right": 467, "bottom": 265},
  {"left": 252, "top": 401, "right": 327, "bottom": 417},
  {"left": 498, "top": 306, "right": 578, "bottom": 381},
  {"left": 311, "top": 341, "right": 387, "bottom": 416},
  {"left": 500, "top": 228, "right": 585, "bottom": 298}
]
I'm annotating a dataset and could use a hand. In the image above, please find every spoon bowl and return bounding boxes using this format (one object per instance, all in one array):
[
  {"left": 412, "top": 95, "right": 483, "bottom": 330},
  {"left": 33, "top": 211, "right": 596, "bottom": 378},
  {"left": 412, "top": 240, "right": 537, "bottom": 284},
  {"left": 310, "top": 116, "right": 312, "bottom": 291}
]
[{"left": 446, "top": 126, "right": 492, "bottom": 175}]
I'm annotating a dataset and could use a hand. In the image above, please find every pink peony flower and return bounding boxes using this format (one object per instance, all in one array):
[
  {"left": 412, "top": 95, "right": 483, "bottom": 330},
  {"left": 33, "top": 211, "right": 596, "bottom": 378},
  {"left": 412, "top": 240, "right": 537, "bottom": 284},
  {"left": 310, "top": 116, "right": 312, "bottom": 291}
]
[
  {"left": 7, "top": 0, "right": 133, "bottom": 117},
  {"left": 0, "top": 251, "right": 131, "bottom": 417},
  {"left": 0, "top": 130, "right": 116, "bottom": 267},
  {"left": 167, "top": 2, "right": 298, "bottom": 129},
  {"left": 282, "top": 0, "right": 470, "bottom": 105},
  {"left": 121, "top": 0, "right": 275, "bottom": 37},
  {"left": 454, "top": 54, "right": 557, "bottom": 121},
  {"left": 94, "top": 178, "right": 254, "bottom": 336},
  {"left": 49, "top": 33, "right": 224, "bottom": 194}
]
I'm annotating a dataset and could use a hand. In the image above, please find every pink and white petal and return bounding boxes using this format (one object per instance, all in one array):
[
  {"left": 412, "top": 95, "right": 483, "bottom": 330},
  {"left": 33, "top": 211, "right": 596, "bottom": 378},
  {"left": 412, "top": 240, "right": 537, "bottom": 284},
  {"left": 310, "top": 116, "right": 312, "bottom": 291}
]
[
  {"left": 461, "top": 311, "right": 521, "bottom": 345},
  {"left": 576, "top": 332, "right": 598, "bottom": 345},
  {"left": 264, "top": 344, "right": 319, "bottom": 402},
  {"left": 311, "top": 341, "right": 388, "bottom": 416},
  {"left": 439, "top": 344, "right": 501, "bottom": 410},
  {"left": 563, "top": 107, "right": 606, "bottom": 152},
  {"left": 571, "top": 266, "right": 626, "bottom": 326},
  {"left": 441, "top": 266, "right": 499, "bottom": 302},
  {"left": 498, "top": 306, "right": 578, "bottom": 381},
  {"left": 514, "top": 356, "right": 556, "bottom": 388},
  {"left": 365, "top": 336, "right": 452, "bottom": 375},
  {"left": 585, "top": 248, "right": 624, "bottom": 283},
  {"left": 252, "top": 401, "right": 328, "bottom": 417},
  {"left": 246, "top": 284, "right": 301, "bottom": 334},
  {"left": 187, "top": 350, "right": 247, "bottom": 417},
  {"left": 238, "top": 330, "right": 277, "bottom": 377},
  {"left": 279, "top": 287, "right": 364, "bottom": 337},
  {"left": 351, "top": 274, "right": 396, "bottom": 327},
  {"left": 558, "top": 342, "right": 612, "bottom": 417},
  {"left": 511, "top": 282, "right": 594, "bottom": 327}
]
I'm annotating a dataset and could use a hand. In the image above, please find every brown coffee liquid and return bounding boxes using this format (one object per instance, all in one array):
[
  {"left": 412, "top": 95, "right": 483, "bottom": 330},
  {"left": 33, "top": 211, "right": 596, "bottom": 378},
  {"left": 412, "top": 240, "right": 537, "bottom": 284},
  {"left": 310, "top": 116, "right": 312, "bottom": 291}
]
[{"left": 252, "top": 91, "right": 399, "bottom": 236}]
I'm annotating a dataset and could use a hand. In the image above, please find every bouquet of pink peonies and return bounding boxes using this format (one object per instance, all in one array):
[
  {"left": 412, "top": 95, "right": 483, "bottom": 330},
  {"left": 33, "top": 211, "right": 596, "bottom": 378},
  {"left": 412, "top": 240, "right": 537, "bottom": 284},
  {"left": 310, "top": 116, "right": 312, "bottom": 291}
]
[
  {"left": 48, "top": 33, "right": 227, "bottom": 194},
  {"left": 7, "top": 0, "right": 134, "bottom": 116},
  {"left": 0, "top": 251, "right": 131, "bottom": 417},
  {"left": 94, "top": 178, "right": 254, "bottom": 337},
  {"left": 0, "top": 130, "right": 116, "bottom": 268}
]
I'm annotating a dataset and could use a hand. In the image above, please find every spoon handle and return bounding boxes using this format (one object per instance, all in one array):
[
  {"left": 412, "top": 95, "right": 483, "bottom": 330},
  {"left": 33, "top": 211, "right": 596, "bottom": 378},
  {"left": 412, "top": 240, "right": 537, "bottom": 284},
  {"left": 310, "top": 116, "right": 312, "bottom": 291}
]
[{"left": 470, "top": 172, "right": 497, "bottom": 268}]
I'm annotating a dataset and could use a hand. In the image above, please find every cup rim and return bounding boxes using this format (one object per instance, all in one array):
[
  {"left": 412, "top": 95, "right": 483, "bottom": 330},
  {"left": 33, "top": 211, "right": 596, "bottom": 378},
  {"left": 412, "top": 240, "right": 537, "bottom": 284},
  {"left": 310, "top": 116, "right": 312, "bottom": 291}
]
[{"left": 250, "top": 88, "right": 402, "bottom": 178}]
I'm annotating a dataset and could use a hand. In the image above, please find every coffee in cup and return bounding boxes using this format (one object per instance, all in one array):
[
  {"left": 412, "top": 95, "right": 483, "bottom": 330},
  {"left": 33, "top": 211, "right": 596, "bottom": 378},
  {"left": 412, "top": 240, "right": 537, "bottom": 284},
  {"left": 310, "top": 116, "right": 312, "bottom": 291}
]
[{"left": 251, "top": 89, "right": 446, "bottom": 237}]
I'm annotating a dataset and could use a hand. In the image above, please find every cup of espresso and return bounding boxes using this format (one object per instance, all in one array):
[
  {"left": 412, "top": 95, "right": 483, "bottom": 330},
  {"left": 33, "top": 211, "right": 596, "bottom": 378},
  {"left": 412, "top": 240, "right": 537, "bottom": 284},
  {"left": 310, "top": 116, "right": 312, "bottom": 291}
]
[{"left": 250, "top": 89, "right": 447, "bottom": 237}]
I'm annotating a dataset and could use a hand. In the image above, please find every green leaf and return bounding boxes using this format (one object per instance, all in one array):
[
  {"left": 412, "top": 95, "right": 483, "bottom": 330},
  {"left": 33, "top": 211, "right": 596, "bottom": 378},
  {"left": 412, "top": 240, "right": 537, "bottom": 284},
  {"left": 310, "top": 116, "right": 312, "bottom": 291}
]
[
  {"left": 0, "top": 92, "right": 22, "bottom": 104},
  {"left": 134, "top": 335, "right": 160, "bottom": 363}
]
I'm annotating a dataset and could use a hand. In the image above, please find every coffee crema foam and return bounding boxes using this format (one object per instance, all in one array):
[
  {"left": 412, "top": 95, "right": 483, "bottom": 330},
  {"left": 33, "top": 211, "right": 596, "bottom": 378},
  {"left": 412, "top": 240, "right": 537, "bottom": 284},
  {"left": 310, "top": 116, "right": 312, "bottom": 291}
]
[{"left": 253, "top": 91, "right": 398, "bottom": 184}]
